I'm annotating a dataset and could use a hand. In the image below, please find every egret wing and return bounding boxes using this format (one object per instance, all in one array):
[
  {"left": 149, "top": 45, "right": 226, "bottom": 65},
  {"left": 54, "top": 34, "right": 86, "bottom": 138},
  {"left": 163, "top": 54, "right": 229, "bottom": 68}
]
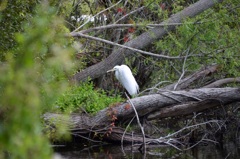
[{"left": 118, "top": 65, "right": 139, "bottom": 96}]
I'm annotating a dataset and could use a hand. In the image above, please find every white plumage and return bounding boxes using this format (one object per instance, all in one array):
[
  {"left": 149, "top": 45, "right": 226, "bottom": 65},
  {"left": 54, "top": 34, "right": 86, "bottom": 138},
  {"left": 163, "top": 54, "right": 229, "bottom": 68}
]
[{"left": 107, "top": 65, "right": 139, "bottom": 96}]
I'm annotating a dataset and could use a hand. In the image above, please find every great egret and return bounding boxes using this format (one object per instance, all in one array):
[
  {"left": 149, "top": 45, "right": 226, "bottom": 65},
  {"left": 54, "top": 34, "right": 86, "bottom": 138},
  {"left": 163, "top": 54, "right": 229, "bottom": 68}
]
[{"left": 107, "top": 65, "right": 139, "bottom": 96}]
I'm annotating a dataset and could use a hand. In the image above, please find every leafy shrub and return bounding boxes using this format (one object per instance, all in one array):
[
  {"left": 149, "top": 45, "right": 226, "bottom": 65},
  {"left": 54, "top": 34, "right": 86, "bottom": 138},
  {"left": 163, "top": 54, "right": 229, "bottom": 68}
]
[
  {"left": 0, "top": 3, "right": 75, "bottom": 158},
  {"left": 56, "top": 81, "right": 123, "bottom": 114}
]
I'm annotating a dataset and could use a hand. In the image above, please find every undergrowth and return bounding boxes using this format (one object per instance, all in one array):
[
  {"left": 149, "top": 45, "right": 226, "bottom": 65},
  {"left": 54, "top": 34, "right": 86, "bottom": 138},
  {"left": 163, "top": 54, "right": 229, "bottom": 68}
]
[{"left": 55, "top": 81, "right": 123, "bottom": 114}]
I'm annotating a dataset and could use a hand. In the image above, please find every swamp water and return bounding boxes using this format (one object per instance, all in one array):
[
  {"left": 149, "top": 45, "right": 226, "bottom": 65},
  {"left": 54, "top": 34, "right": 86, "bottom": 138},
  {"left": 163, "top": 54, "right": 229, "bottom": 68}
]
[{"left": 55, "top": 141, "right": 240, "bottom": 159}]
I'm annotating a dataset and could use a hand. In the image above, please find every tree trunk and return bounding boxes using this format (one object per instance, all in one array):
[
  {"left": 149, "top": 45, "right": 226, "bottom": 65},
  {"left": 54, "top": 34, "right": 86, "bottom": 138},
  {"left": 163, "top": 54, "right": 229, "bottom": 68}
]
[
  {"left": 44, "top": 87, "right": 240, "bottom": 143},
  {"left": 93, "top": 88, "right": 240, "bottom": 123},
  {"left": 44, "top": 0, "right": 232, "bottom": 145},
  {"left": 71, "top": 0, "right": 223, "bottom": 82}
]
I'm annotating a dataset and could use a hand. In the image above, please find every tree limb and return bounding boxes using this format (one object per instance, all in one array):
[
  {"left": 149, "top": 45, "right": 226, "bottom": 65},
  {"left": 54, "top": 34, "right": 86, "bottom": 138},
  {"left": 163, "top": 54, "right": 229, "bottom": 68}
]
[
  {"left": 70, "top": 32, "right": 184, "bottom": 59},
  {"left": 71, "top": 0, "right": 223, "bottom": 82},
  {"left": 147, "top": 99, "right": 221, "bottom": 120},
  {"left": 203, "top": 77, "right": 240, "bottom": 88},
  {"left": 93, "top": 87, "right": 239, "bottom": 124},
  {"left": 44, "top": 87, "right": 240, "bottom": 143},
  {"left": 161, "top": 64, "right": 220, "bottom": 91},
  {"left": 71, "top": 0, "right": 123, "bottom": 32},
  {"left": 78, "top": 22, "right": 205, "bottom": 34}
]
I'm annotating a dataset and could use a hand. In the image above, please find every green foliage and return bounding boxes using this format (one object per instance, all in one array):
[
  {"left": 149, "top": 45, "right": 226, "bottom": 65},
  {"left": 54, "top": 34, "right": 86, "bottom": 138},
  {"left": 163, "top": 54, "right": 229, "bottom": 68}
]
[
  {"left": 0, "top": 0, "right": 75, "bottom": 60},
  {"left": 56, "top": 81, "right": 123, "bottom": 114},
  {"left": 0, "top": 2, "right": 75, "bottom": 159},
  {"left": 151, "top": 0, "right": 240, "bottom": 87},
  {"left": 0, "top": 0, "right": 38, "bottom": 59},
  {"left": 0, "top": 0, "right": 238, "bottom": 157}
]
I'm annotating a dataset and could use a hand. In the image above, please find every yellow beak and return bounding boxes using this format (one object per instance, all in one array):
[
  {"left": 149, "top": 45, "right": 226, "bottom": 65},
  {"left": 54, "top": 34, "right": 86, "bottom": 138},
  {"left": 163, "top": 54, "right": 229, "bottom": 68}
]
[{"left": 107, "top": 68, "right": 115, "bottom": 73}]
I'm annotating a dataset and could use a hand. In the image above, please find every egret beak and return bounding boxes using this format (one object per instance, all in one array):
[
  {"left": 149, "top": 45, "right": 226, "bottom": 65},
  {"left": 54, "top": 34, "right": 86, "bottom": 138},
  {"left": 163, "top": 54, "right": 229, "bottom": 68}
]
[{"left": 107, "top": 68, "right": 115, "bottom": 73}]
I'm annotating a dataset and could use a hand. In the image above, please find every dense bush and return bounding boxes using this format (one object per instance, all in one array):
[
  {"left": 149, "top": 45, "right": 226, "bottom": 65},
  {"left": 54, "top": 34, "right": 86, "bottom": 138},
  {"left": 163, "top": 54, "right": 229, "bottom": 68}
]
[
  {"left": 56, "top": 81, "right": 123, "bottom": 114},
  {"left": 0, "top": 2, "right": 75, "bottom": 158}
]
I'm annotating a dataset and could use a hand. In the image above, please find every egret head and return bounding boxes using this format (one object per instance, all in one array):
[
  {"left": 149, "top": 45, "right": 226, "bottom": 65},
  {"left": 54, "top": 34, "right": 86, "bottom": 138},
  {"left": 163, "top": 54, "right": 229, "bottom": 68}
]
[
  {"left": 107, "top": 65, "right": 121, "bottom": 80},
  {"left": 107, "top": 65, "right": 120, "bottom": 73}
]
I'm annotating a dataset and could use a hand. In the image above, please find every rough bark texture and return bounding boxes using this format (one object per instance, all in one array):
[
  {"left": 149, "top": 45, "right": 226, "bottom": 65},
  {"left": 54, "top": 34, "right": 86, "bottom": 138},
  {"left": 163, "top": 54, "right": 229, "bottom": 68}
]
[
  {"left": 44, "top": 87, "right": 240, "bottom": 143},
  {"left": 94, "top": 87, "right": 240, "bottom": 124},
  {"left": 71, "top": 0, "right": 223, "bottom": 82},
  {"left": 203, "top": 77, "right": 240, "bottom": 88},
  {"left": 161, "top": 64, "right": 220, "bottom": 91},
  {"left": 44, "top": 0, "right": 230, "bottom": 144}
]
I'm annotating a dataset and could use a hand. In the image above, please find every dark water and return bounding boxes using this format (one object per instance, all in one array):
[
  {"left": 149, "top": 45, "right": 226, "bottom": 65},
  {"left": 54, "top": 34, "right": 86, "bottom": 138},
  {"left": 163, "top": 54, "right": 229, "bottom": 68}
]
[{"left": 55, "top": 142, "right": 240, "bottom": 159}]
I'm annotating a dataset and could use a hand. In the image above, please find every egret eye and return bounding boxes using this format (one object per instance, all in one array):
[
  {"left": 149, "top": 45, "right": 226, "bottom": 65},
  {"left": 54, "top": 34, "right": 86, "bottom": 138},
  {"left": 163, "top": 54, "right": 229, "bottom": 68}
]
[{"left": 107, "top": 65, "right": 139, "bottom": 96}]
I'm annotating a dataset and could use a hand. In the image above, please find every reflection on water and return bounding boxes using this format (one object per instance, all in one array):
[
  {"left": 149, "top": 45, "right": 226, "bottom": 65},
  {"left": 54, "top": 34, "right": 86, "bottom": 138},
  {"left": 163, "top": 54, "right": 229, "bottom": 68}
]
[{"left": 55, "top": 142, "right": 240, "bottom": 159}]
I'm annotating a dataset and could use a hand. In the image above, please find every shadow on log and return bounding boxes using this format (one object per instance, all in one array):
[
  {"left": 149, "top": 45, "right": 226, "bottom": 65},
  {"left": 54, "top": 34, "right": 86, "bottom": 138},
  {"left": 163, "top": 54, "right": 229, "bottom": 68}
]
[
  {"left": 43, "top": 87, "right": 240, "bottom": 145},
  {"left": 70, "top": 0, "right": 223, "bottom": 82},
  {"left": 44, "top": 63, "right": 240, "bottom": 147},
  {"left": 43, "top": 0, "right": 240, "bottom": 151}
]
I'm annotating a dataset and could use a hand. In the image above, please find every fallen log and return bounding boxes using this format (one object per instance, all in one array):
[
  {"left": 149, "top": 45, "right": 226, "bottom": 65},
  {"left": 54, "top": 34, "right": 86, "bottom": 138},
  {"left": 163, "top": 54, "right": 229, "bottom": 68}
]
[
  {"left": 44, "top": 87, "right": 240, "bottom": 144},
  {"left": 94, "top": 87, "right": 240, "bottom": 123},
  {"left": 161, "top": 64, "right": 219, "bottom": 91}
]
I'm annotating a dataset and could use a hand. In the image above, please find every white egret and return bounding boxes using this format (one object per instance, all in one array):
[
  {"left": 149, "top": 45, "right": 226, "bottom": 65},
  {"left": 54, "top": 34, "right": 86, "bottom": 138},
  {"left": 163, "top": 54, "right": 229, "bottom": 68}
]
[{"left": 107, "top": 65, "right": 139, "bottom": 96}]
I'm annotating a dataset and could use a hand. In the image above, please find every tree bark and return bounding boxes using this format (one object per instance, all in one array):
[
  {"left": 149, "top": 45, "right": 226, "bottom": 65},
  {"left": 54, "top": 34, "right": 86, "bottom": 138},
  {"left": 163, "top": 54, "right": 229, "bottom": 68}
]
[
  {"left": 45, "top": 0, "right": 229, "bottom": 145},
  {"left": 93, "top": 87, "right": 240, "bottom": 124},
  {"left": 44, "top": 87, "right": 240, "bottom": 143},
  {"left": 71, "top": 0, "right": 223, "bottom": 82},
  {"left": 203, "top": 77, "right": 240, "bottom": 88},
  {"left": 161, "top": 64, "right": 220, "bottom": 91}
]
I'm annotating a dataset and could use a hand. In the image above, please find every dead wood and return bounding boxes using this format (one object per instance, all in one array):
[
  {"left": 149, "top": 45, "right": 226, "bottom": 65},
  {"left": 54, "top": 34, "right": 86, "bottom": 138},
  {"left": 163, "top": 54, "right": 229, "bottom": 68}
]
[
  {"left": 203, "top": 77, "right": 240, "bottom": 88},
  {"left": 94, "top": 88, "right": 240, "bottom": 124},
  {"left": 44, "top": 87, "right": 240, "bottom": 144},
  {"left": 44, "top": 0, "right": 233, "bottom": 146},
  {"left": 71, "top": 0, "right": 223, "bottom": 82},
  {"left": 147, "top": 99, "right": 222, "bottom": 120},
  {"left": 161, "top": 64, "right": 219, "bottom": 91}
]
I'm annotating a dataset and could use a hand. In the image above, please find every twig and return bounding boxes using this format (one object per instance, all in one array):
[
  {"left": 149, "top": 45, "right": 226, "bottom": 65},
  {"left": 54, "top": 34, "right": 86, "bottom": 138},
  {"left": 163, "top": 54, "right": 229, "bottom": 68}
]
[
  {"left": 183, "top": 134, "right": 208, "bottom": 150},
  {"left": 164, "top": 139, "right": 182, "bottom": 151},
  {"left": 79, "top": 21, "right": 207, "bottom": 34},
  {"left": 126, "top": 93, "right": 146, "bottom": 154},
  {"left": 145, "top": 119, "right": 223, "bottom": 150},
  {"left": 139, "top": 81, "right": 172, "bottom": 95},
  {"left": 184, "top": 135, "right": 219, "bottom": 150},
  {"left": 174, "top": 47, "right": 190, "bottom": 90},
  {"left": 71, "top": 0, "right": 123, "bottom": 32},
  {"left": 163, "top": 120, "right": 223, "bottom": 139},
  {"left": 121, "top": 116, "right": 135, "bottom": 155},
  {"left": 71, "top": 132, "right": 104, "bottom": 143},
  {"left": 115, "top": 6, "right": 145, "bottom": 23},
  {"left": 225, "top": 152, "right": 231, "bottom": 159},
  {"left": 70, "top": 32, "right": 184, "bottom": 59}
]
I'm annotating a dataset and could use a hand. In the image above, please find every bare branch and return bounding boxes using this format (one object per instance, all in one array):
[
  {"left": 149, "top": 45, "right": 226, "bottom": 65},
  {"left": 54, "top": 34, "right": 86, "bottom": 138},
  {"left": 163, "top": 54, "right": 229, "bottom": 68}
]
[
  {"left": 204, "top": 77, "right": 240, "bottom": 88},
  {"left": 43, "top": 87, "right": 239, "bottom": 145},
  {"left": 164, "top": 120, "right": 223, "bottom": 139},
  {"left": 71, "top": 0, "right": 123, "bottom": 32},
  {"left": 71, "top": 0, "right": 224, "bottom": 82},
  {"left": 174, "top": 47, "right": 190, "bottom": 90},
  {"left": 79, "top": 22, "right": 205, "bottom": 34},
  {"left": 126, "top": 93, "right": 146, "bottom": 153},
  {"left": 121, "top": 116, "right": 135, "bottom": 154},
  {"left": 147, "top": 99, "right": 219, "bottom": 120},
  {"left": 70, "top": 32, "right": 183, "bottom": 59},
  {"left": 162, "top": 64, "right": 220, "bottom": 90}
]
